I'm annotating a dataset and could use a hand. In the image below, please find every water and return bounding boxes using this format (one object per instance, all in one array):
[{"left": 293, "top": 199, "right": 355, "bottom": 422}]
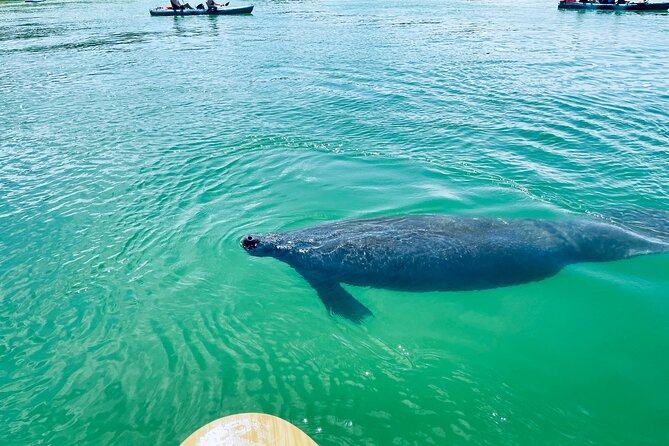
[{"left": 1, "top": 0, "right": 668, "bottom": 444}]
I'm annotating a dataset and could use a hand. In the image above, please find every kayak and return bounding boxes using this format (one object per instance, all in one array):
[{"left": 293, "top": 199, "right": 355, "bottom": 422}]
[
  {"left": 558, "top": 1, "right": 669, "bottom": 10},
  {"left": 149, "top": 5, "right": 253, "bottom": 15}
]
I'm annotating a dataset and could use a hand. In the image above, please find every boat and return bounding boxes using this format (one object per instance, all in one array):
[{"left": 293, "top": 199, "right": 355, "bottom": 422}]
[
  {"left": 149, "top": 5, "right": 253, "bottom": 16},
  {"left": 180, "top": 413, "right": 318, "bottom": 446},
  {"left": 558, "top": 0, "right": 669, "bottom": 10}
]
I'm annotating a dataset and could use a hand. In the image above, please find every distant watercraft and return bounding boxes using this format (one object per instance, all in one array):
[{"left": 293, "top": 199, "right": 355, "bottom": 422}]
[
  {"left": 149, "top": 5, "right": 253, "bottom": 15},
  {"left": 25, "top": 0, "right": 47, "bottom": 3},
  {"left": 558, "top": 0, "right": 669, "bottom": 10}
]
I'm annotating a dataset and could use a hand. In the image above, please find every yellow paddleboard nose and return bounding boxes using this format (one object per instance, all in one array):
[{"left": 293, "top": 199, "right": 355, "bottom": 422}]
[{"left": 181, "top": 413, "right": 318, "bottom": 446}]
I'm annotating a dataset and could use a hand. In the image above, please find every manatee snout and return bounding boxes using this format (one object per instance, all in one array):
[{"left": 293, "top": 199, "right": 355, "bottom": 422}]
[{"left": 241, "top": 235, "right": 260, "bottom": 251}]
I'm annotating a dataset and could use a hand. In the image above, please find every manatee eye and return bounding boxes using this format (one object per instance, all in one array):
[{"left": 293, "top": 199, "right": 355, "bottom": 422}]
[{"left": 247, "top": 236, "right": 253, "bottom": 241}]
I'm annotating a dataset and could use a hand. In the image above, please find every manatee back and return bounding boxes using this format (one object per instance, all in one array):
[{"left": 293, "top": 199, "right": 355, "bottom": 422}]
[{"left": 278, "top": 216, "right": 578, "bottom": 291}]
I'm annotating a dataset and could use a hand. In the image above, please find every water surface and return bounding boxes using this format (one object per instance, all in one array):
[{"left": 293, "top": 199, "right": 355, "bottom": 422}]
[{"left": 1, "top": 0, "right": 668, "bottom": 444}]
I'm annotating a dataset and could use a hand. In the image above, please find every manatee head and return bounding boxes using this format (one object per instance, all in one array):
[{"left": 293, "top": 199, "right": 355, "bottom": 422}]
[
  {"left": 241, "top": 234, "right": 268, "bottom": 256},
  {"left": 241, "top": 233, "right": 292, "bottom": 258},
  {"left": 241, "top": 232, "right": 312, "bottom": 260}
]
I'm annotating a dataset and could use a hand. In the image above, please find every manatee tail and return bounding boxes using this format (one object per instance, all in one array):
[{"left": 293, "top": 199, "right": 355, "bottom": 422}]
[{"left": 606, "top": 208, "right": 669, "bottom": 246}]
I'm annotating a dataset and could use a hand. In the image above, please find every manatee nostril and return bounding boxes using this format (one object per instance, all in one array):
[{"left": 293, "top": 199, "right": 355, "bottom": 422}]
[{"left": 242, "top": 235, "right": 259, "bottom": 250}]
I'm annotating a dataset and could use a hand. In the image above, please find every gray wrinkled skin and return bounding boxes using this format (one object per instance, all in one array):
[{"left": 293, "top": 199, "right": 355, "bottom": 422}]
[{"left": 241, "top": 215, "right": 668, "bottom": 323}]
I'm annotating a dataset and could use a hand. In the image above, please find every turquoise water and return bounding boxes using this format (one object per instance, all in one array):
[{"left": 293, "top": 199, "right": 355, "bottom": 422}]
[{"left": 1, "top": 0, "right": 669, "bottom": 444}]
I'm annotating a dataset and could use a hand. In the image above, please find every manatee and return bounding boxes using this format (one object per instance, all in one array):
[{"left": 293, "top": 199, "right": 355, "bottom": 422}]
[{"left": 241, "top": 215, "right": 669, "bottom": 322}]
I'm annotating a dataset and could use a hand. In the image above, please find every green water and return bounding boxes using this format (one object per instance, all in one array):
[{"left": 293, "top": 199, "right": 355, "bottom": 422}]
[{"left": 1, "top": 0, "right": 669, "bottom": 444}]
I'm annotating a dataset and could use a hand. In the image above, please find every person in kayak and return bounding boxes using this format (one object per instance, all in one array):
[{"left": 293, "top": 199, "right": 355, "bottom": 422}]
[
  {"left": 206, "top": 0, "right": 229, "bottom": 10},
  {"left": 170, "top": 0, "right": 194, "bottom": 10}
]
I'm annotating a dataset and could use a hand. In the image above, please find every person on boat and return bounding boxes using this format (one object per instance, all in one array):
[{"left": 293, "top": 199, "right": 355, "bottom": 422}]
[{"left": 170, "top": 0, "right": 194, "bottom": 10}]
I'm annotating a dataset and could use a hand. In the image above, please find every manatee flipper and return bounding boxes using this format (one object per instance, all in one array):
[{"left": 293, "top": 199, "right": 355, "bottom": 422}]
[{"left": 297, "top": 270, "right": 373, "bottom": 323}]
